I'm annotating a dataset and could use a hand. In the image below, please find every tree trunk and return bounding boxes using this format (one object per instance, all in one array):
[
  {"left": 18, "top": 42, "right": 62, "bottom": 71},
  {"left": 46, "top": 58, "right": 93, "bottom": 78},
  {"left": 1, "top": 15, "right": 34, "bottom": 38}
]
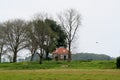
[
  {"left": 68, "top": 42, "right": 71, "bottom": 62},
  {"left": 45, "top": 50, "right": 49, "bottom": 60},
  {"left": 39, "top": 55, "right": 43, "bottom": 64},
  {"left": 13, "top": 51, "right": 17, "bottom": 62},
  {"left": 37, "top": 51, "right": 43, "bottom": 64},
  {"left": 0, "top": 47, "right": 3, "bottom": 63},
  {"left": 0, "top": 53, "right": 1, "bottom": 63},
  {"left": 30, "top": 54, "right": 34, "bottom": 62}
]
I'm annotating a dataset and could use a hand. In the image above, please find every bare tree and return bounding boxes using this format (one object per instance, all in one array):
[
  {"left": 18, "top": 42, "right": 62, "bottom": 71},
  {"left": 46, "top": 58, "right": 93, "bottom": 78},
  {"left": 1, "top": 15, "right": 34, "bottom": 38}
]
[
  {"left": 25, "top": 21, "right": 38, "bottom": 61},
  {"left": 0, "top": 23, "right": 6, "bottom": 63},
  {"left": 33, "top": 19, "right": 52, "bottom": 64},
  {"left": 58, "top": 9, "right": 81, "bottom": 62},
  {"left": 26, "top": 13, "right": 55, "bottom": 64},
  {"left": 4, "top": 19, "right": 28, "bottom": 62}
]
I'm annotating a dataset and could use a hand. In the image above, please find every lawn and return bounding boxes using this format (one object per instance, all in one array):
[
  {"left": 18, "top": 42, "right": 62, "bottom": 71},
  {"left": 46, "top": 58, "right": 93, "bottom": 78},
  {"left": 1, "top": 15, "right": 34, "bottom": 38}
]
[{"left": 0, "top": 69, "right": 120, "bottom": 80}]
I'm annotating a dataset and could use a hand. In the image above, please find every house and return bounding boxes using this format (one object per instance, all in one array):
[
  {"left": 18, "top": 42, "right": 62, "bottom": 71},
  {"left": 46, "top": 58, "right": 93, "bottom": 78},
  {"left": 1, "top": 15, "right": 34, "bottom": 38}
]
[{"left": 53, "top": 47, "right": 69, "bottom": 61}]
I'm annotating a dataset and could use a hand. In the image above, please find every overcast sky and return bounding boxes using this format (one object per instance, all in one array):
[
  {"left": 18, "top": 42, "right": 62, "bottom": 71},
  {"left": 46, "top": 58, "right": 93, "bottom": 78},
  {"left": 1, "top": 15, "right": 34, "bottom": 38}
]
[{"left": 0, "top": 0, "right": 120, "bottom": 57}]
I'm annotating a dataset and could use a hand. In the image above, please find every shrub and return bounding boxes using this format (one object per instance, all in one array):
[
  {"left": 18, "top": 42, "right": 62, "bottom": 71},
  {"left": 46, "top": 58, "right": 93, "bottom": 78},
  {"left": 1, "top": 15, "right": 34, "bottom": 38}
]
[{"left": 116, "top": 57, "right": 120, "bottom": 68}]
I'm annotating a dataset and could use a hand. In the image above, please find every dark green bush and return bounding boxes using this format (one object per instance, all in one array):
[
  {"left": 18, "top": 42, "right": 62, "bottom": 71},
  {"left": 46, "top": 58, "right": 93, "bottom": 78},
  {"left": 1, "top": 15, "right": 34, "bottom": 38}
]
[{"left": 116, "top": 57, "right": 120, "bottom": 68}]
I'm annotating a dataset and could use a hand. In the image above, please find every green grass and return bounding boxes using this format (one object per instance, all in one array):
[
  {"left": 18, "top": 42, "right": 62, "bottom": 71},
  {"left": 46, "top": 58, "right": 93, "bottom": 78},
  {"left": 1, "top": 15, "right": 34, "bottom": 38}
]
[
  {"left": 0, "top": 69, "right": 120, "bottom": 80},
  {"left": 0, "top": 60, "right": 116, "bottom": 70},
  {"left": 0, "top": 60, "right": 119, "bottom": 80}
]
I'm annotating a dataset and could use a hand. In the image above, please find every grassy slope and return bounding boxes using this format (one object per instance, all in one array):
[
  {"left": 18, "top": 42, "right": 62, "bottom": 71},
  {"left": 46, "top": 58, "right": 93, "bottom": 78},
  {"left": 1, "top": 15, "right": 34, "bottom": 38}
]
[{"left": 0, "top": 60, "right": 116, "bottom": 70}]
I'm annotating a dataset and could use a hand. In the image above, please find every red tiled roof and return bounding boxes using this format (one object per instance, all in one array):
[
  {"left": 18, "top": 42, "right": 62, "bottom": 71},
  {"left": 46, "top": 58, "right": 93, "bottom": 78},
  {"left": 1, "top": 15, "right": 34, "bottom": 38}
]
[{"left": 53, "top": 47, "right": 69, "bottom": 54}]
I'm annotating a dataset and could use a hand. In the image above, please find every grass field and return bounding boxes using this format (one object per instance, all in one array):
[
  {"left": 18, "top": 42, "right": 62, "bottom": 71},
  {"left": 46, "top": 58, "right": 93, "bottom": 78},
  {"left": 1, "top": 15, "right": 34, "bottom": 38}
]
[
  {"left": 0, "top": 60, "right": 116, "bottom": 70},
  {"left": 0, "top": 60, "right": 119, "bottom": 80},
  {"left": 0, "top": 69, "right": 120, "bottom": 80}
]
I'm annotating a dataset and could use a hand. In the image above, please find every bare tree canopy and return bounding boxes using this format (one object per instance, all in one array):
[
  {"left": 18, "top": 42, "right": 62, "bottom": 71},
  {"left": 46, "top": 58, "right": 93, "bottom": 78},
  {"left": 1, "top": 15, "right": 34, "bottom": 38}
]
[
  {"left": 58, "top": 9, "right": 81, "bottom": 61},
  {"left": 4, "top": 19, "right": 28, "bottom": 62},
  {"left": 0, "top": 23, "right": 6, "bottom": 63},
  {"left": 32, "top": 18, "right": 53, "bottom": 64},
  {"left": 25, "top": 21, "right": 39, "bottom": 62}
]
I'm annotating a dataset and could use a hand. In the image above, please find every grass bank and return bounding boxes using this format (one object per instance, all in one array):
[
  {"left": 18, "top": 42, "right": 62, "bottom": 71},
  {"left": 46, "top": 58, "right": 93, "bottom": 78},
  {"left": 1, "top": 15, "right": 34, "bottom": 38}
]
[{"left": 0, "top": 60, "right": 116, "bottom": 70}]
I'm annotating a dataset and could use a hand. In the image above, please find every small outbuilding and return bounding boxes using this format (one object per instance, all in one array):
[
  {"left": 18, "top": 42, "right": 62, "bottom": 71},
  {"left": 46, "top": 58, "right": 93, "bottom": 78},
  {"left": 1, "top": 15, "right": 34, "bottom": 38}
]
[{"left": 53, "top": 47, "right": 69, "bottom": 61}]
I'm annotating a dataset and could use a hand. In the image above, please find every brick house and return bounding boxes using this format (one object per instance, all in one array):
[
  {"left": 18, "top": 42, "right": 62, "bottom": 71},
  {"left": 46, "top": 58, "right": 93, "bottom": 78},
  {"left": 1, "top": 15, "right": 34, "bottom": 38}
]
[{"left": 53, "top": 47, "right": 69, "bottom": 61}]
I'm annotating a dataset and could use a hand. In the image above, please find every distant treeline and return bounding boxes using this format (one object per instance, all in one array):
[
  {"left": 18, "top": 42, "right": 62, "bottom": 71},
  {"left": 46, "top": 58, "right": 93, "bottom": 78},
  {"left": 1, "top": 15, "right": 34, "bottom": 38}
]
[
  {"left": 25, "top": 53, "right": 113, "bottom": 62},
  {"left": 72, "top": 53, "right": 113, "bottom": 61}
]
